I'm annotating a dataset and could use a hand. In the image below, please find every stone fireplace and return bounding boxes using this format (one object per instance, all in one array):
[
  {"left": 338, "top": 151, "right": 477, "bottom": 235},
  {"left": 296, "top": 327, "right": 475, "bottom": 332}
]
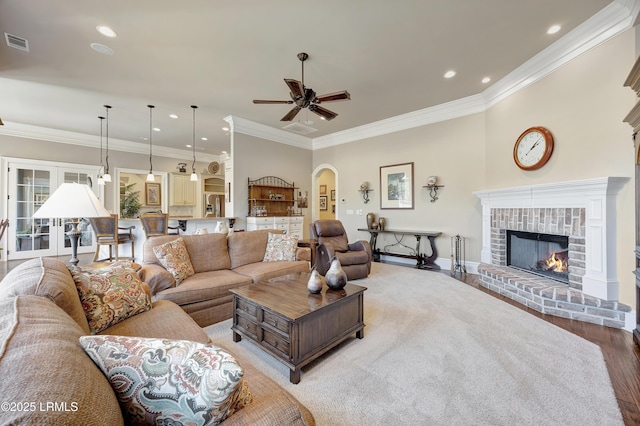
[{"left": 474, "top": 177, "right": 632, "bottom": 329}]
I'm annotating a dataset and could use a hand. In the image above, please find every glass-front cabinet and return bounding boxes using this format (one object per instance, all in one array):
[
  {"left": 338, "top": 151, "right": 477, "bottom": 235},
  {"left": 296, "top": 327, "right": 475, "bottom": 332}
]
[{"left": 7, "top": 161, "right": 99, "bottom": 260}]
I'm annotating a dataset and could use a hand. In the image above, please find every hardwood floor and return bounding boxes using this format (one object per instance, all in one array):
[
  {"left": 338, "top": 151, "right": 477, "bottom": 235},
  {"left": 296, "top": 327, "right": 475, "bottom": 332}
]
[{"left": 2, "top": 256, "right": 640, "bottom": 424}]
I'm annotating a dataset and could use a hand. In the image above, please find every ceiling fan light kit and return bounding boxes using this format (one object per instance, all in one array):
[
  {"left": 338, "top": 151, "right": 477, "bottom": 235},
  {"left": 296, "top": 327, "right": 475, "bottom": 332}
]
[{"left": 253, "top": 52, "right": 350, "bottom": 121}]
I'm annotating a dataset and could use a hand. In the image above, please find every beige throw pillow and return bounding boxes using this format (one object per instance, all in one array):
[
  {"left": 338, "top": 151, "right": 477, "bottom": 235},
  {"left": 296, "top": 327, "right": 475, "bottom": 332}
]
[
  {"left": 263, "top": 232, "right": 299, "bottom": 262},
  {"left": 152, "top": 237, "right": 195, "bottom": 285}
]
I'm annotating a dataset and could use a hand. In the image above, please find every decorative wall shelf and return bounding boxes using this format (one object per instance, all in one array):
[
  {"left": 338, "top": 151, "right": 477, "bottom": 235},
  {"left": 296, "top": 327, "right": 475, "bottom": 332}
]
[{"left": 422, "top": 185, "right": 444, "bottom": 203}]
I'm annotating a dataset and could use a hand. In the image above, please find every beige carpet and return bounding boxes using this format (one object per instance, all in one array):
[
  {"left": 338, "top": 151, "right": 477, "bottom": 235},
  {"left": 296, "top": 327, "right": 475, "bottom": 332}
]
[{"left": 205, "top": 262, "right": 623, "bottom": 425}]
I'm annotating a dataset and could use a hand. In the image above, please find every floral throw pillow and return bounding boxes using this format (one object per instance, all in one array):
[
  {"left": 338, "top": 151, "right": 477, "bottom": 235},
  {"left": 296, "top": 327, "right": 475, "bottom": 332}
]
[
  {"left": 153, "top": 237, "right": 195, "bottom": 285},
  {"left": 263, "top": 232, "right": 299, "bottom": 262},
  {"left": 69, "top": 262, "right": 152, "bottom": 334},
  {"left": 79, "top": 335, "right": 253, "bottom": 426}
]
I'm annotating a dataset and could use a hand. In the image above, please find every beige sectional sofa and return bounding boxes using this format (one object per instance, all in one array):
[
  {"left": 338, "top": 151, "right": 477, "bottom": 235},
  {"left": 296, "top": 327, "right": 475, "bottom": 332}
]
[
  {"left": 139, "top": 229, "right": 310, "bottom": 327},
  {"left": 0, "top": 257, "right": 314, "bottom": 425}
]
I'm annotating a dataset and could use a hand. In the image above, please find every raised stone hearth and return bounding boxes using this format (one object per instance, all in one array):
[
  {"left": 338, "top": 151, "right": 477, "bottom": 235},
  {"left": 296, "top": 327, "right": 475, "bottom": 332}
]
[{"left": 478, "top": 264, "right": 631, "bottom": 328}]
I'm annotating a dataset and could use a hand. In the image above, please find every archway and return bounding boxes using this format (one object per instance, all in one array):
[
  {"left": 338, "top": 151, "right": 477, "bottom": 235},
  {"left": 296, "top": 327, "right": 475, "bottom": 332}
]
[{"left": 311, "top": 164, "right": 338, "bottom": 222}]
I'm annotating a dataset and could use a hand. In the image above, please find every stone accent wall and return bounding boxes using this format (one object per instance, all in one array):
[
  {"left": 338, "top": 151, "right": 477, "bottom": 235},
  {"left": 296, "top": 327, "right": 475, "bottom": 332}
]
[{"left": 490, "top": 208, "right": 586, "bottom": 291}]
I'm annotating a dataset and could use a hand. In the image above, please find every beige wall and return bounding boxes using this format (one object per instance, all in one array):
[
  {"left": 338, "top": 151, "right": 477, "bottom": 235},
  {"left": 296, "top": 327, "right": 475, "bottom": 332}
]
[
  {"left": 231, "top": 133, "right": 313, "bottom": 234},
  {"left": 312, "top": 28, "right": 638, "bottom": 306}
]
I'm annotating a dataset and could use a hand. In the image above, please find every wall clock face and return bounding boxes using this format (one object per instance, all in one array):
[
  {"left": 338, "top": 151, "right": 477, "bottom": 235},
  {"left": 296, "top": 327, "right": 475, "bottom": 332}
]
[{"left": 513, "top": 126, "right": 554, "bottom": 171}]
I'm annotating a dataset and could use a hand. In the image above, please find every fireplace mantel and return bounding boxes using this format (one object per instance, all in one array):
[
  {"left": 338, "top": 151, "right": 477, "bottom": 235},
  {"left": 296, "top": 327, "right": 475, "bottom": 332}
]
[{"left": 474, "top": 177, "right": 629, "bottom": 301}]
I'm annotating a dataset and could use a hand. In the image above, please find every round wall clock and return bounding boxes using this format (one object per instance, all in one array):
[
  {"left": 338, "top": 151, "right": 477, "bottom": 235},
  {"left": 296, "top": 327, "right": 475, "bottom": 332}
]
[
  {"left": 207, "top": 161, "right": 220, "bottom": 174},
  {"left": 513, "top": 126, "right": 554, "bottom": 171}
]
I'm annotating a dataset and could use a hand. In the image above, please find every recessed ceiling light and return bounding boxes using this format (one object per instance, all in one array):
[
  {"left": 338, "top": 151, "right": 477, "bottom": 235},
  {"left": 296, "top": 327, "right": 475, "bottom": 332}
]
[
  {"left": 153, "top": 127, "right": 160, "bottom": 132},
  {"left": 169, "top": 114, "right": 178, "bottom": 119},
  {"left": 222, "top": 151, "right": 228, "bottom": 154},
  {"left": 201, "top": 137, "right": 208, "bottom": 141},
  {"left": 90, "top": 43, "right": 113, "bottom": 55},
  {"left": 547, "top": 25, "right": 561, "bottom": 35},
  {"left": 186, "top": 144, "right": 192, "bottom": 148},
  {"left": 482, "top": 77, "right": 491, "bottom": 84},
  {"left": 444, "top": 70, "right": 456, "bottom": 79},
  {"left": 96, "top": 26, "right": 117, "bottom": 38},
  {"left": 222, "top": 127, "right": 229, "bottom": 132}
]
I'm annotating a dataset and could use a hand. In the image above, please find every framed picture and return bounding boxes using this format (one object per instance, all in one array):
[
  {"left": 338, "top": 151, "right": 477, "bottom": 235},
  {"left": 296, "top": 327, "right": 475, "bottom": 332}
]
[
  {"left": 331, "top": 189, "right": 335, "bottom": 201},
  {"left": 380, "top": 162, "right": 414, "bottom": 209},
  {"left": 145, "top": 182, "right": 161, "bottom": 206},
  {"left": 319, "top": 195, "right": 328, "bottom": 210},
  {"left": 320, "top": 184, "right": 327, "bottom": 195}
]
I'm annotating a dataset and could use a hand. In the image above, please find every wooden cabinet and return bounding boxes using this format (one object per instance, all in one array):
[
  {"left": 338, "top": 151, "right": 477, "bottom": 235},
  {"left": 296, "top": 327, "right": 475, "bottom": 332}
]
[
  {"left": 246, "top": 216, "right": 304, "bottom": 239},
  {"left": 248, "top": 176, "right": 297, "bottom": 217},
  {"left": 170, "top": 174, "right": 196, "bottom": 206}
]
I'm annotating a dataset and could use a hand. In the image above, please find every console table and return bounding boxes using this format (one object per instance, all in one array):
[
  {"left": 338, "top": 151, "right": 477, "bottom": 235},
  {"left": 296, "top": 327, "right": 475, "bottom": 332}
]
[{"left": 357, "top": 228, "right": 442, "bottom": 270}]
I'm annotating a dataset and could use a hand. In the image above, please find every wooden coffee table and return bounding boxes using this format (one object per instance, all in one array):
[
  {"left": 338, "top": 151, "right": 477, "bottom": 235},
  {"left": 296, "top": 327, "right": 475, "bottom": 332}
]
[{"left": 230, "top": 272, "right": 367, "bottom": 384}]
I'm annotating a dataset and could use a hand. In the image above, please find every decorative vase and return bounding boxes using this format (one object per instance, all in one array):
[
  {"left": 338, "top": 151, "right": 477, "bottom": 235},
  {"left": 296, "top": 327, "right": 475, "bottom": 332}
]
[
  {"left": 214, "top": 221, "right": 229, "bottom": 235},
  {"left": 366, "top": 212, "right": 376, "bottom": 229},
  {"left": 325, "top": 257, "right": 347, "bottom": 290},
  {"left": 378, "top": 217, "right": 385, "bottom": 231},
  {"left": 307, "top": 268, "right": 323, "bottom": 294}
]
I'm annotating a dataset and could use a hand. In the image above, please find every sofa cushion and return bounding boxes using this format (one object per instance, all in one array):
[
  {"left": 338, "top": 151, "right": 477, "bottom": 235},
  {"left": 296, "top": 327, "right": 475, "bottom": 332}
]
[
  {"left": 0, "top": 295, "right": 124, "bottom": 425},
  {"left": 0, "top": 257, "right": 90, "bottom": 334},
  {"left": 143, "top": 233, "right": 231, "bottom": 273},
  {"left": 138, "top": 263, "right": 177, "bottom": 293},
  {"left": 70, "top": 262, "right": 152, "bottom": 334},
  {"left": 153, "top": 237, "right": 195, "bottom": 285},
  {"left": 263, "top": 232, "right": 299, "bottom": 262},
  {"left": 99, "top": 300, "right": 211, "bottom": 343},
  {"left": 228, "top": 229, "right": 284, "bottom": 269},
  {"left": 155, "top": 270, "right": 253, "bottom": 306},
  {"left": 80, "top": 335, "right": 253, "bottom": 425},
  {"left": 233, "top": 260, "right": 309, "bottom": 283}
]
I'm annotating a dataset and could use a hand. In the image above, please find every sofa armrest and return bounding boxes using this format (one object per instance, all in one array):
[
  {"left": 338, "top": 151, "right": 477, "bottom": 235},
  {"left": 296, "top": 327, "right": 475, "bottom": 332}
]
[{"left": 138, "top": 264, "right": 175, "bottom": 294}]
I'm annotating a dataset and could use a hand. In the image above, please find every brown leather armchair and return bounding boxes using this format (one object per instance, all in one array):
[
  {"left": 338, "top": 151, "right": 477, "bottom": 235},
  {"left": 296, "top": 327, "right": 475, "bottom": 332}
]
[{"left": 309, "top": 219, "right": 372, "bottom": 280}]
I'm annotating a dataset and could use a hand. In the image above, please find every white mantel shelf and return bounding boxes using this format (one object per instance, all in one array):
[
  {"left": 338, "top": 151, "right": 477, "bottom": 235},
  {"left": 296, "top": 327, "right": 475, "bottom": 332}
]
[{"left": 474, "top": 177, "right": 630, "bottom": 301}]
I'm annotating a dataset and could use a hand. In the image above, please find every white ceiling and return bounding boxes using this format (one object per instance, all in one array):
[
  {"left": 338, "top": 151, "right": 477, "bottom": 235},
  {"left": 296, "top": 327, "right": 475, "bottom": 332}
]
[{"left": 0, "top": 0, "right": 633, "bottom": 159}]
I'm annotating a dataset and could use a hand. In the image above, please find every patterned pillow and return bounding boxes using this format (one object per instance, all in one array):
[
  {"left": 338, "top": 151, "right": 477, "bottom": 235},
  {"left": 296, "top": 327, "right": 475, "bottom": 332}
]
[
  {"left": 153, "top": 237, "right": 195, "bottom": 285},
  {"left": 69, "top": 262, "right": 152, "bottom": 334},
  {"left": 263, "top": 232, "right": 299, "bottom": 262},
  {"left": 79, "top": 335, "right": 253, "bottom": 425}
]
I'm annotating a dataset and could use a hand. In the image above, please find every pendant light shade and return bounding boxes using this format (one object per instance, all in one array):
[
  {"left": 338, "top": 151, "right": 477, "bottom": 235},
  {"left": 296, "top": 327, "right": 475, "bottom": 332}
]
[
  {"left": 102, "top": 105, "right": 112, "bottom": 182},
  {"left": 190, "top": 105, "right": 198, "bottom": 182},
  {"left": 97, "top": 115, "right": 106, "bottom": 186},
  {"left": 147, "top": 105, "right": 155, "bottom": 182}
]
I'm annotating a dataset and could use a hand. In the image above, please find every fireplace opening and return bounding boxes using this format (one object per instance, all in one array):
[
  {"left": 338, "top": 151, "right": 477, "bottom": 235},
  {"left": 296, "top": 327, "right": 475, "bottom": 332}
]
[{"left": 507, "top": 230, "right": 569, "bottom": 284}]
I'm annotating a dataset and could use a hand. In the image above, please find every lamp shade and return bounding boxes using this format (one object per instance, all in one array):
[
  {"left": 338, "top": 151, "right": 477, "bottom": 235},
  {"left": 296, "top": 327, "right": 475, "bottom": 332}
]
[{"left": 33, "top": 183, "right": 110, "bottom": 219}]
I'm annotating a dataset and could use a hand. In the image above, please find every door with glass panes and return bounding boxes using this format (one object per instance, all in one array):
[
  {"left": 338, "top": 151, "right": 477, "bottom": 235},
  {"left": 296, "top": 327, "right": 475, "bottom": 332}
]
[{"left": 7, "top": 162, "right": 100, "bottom": 260}]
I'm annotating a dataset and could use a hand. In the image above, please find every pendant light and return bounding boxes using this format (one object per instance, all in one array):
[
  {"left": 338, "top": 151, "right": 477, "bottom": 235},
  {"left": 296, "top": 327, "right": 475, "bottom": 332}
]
[
  {"left": 97, "top": 115, "right": 106, "bottom": 185},
  {"left": 102, "top": 105, "right": 112, "bottom": 182},
  {"left": 190, "top": 105, "right": 198, "bottom": 182},
  {"left": 147, "top": 105, "right": 155, "bottom": 182}
]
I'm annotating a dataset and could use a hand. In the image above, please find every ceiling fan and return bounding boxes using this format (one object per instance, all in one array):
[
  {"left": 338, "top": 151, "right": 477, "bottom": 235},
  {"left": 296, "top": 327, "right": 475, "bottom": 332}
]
[{"left": 253, "top": 52, "right": 351, "bottom": 121}]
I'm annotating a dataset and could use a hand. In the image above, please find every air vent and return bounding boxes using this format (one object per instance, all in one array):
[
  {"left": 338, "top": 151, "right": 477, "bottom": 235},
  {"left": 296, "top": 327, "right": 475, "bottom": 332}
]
[
  {"left": 5, "top": 33, "right": 29, "bottom": 52},
  {"left": 282, "top": 122, "right": 318, "bottom": 135}
]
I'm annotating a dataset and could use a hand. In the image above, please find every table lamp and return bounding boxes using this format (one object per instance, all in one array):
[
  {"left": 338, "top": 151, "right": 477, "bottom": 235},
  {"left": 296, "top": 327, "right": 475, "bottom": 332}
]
[{"left": 33, "top": 182, "right": 110, "bottom": 265}]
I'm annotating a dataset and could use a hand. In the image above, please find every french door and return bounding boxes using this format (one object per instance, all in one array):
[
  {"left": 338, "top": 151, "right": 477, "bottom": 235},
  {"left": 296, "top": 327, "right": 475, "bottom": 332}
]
[{"left": 6, "top": 160, "right": 100, "bottom": 260}]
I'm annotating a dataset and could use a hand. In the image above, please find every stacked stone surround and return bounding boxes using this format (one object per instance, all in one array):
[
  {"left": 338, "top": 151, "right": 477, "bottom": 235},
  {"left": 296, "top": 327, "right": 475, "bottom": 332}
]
[
  {"left": 491, "top": 207, "right": 586, "bottom": 291},
  {"left": 478, "top": 264, "right": 631, "bottom": 328}
]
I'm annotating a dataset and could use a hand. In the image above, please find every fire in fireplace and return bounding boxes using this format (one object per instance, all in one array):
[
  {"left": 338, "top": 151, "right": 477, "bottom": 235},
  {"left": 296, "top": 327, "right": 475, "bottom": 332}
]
[{"left": 506, "top": 230, "right": 569, "bottom": 283}]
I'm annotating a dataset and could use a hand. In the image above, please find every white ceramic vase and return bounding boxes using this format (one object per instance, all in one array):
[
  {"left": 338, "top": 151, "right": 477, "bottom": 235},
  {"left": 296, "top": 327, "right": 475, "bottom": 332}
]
[
  {"left": 307, "top": 268, "right": 323, "bottom": 294},
  {"left": 214, "top": 221, "right": 229, "bottom": 235}
]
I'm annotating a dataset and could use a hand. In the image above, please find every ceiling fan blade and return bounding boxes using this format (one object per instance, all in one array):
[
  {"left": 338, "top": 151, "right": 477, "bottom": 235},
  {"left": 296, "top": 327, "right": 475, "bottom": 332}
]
[
  {"left": 314, "top": 90, "right": 351, "bottom": 103},
  {"left": 308, "top": 104, "right": 338, "bottom": 121},
  {"left": 281, "top": 106, "right": 302, "bottom": 121},
  {"left": 285, "top": 79, "right": 304, "bottom": 99},
  {"left": 253, "top": 100, "right": 293, "bottom": 104}
]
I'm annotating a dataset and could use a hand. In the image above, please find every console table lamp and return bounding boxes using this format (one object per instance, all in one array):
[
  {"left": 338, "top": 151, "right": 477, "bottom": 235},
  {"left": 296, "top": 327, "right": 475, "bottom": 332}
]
[{"left": 33, "top": 183, "right": 110, "bottom": 265}]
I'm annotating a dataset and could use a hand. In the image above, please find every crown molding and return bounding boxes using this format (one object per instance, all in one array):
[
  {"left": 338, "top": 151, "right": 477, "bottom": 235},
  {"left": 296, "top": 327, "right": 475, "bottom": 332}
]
[
  {"left": 0, "top": 121, "right": 223, "bottom": 162},
  {"left": 224, "top": 115, "right": 312, "bottom": 150}
]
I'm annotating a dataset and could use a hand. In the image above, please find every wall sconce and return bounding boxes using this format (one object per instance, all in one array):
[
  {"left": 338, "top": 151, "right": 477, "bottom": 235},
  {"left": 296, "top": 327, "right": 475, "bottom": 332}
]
[
  {"left": 423, "top": 176, "right": 444, "bottom": 203},
  {"left": 358, "top": 182, "right": 372, "bottom": 204},
  {"left": 177, "top": 163, "right": 187, "bottom": 173}
]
